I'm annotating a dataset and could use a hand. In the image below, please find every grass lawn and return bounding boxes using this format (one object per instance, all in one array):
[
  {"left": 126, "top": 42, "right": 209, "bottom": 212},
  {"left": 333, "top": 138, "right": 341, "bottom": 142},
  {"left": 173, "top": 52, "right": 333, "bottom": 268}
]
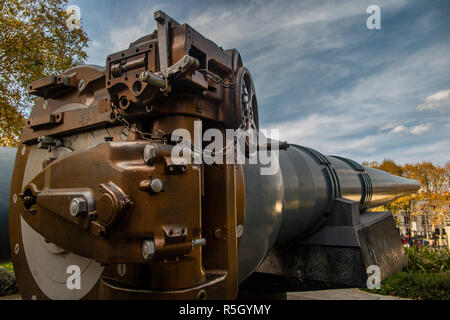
[
  {"left": 0, "top": 262, "right": 14, "bottom": 274},
  {"left": 365, "top": 246, "right": 450, "bottom": 300},
  {"left": 2, "top": 247, "right": 449, "bottom": 299}
]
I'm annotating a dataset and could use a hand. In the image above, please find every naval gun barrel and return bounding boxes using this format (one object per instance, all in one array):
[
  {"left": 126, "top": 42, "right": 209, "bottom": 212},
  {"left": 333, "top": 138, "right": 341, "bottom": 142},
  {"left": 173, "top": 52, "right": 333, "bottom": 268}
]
[
  {"left": 3, "top": 10, "right": 420, "bottom": 299},
  {"left": 0, "top": 144, "right": 419, "bottom": 273},
  {"left": 0, "top": 148, "right": 15, "bottom": 263},
  {"left": 238, "top": 144, "right": 420, "bottom": 281}
]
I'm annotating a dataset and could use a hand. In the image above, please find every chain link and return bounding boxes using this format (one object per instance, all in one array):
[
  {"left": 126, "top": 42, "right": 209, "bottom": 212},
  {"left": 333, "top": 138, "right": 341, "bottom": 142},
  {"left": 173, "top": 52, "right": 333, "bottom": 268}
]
[
  {"left": 197, "top": 69, "right": 235, "bottom": 89},
  {"left": 195, "top": 68, "right": 257, "bottom": 156},
  {"left": 110, "top": 68, "right": 258, "bottom": 157},
  {"left": 110, "top": 101, "right": 161, "bottom": 141}
]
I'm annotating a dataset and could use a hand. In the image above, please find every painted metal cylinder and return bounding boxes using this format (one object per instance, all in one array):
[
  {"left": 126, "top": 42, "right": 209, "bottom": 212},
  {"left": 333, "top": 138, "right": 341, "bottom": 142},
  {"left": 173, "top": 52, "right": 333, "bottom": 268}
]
[
  {"left": 238, "top": 144, "right": 420, "bottom": 282},
  {"left": 0, "top": 147, "right": 16, "bottom": 263},
  {"left": 0, "top": 144, "right": 419, "bottom": 281}
]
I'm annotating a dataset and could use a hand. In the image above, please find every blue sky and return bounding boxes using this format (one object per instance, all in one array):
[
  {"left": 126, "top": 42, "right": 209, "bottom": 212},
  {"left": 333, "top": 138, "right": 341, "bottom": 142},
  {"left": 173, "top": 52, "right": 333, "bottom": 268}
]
[{"left": 69, "top": 0, "right": 450, "bottom": 165}]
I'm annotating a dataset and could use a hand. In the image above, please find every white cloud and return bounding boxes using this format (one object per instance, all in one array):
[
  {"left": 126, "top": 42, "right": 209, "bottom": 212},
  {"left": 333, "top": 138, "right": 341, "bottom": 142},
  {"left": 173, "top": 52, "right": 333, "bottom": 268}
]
[
  {"left": 187, "top": 0, "right": 408, "bottom": 49},
  {"left": 78, "top": 0, "right": 448, "bottom": 164},
  {"left": 109, "top": 25, "right": 147, "bottom": 52},
  {"left": 388, "top": 125, "right": 408, "bottom": 134},
  {"left": 324, "top": 44, "right": 450, "bottom": 117},
  {"left": 266, "top": 113, "right": 381, "bottom": 154},
  {"left": 379, "top": 122, "right": 397, "bottom": 132},
  {"left": 265, "top": 114, "right": 446, "bottom": 164},
  {"left": 417, "top": 89, "right": 450, "bottom": 111},
  {"left": 93, "top": 0, "right": 409, "bottom": 102},
  {"left": 377, "top": 140, "right": 450, "bottom": 165},
  {"left": 409, "top": 123, "right": 432, "bottom": 135},
  {"left": 379, "top": 123, "right": 431, "bottom": 136}
]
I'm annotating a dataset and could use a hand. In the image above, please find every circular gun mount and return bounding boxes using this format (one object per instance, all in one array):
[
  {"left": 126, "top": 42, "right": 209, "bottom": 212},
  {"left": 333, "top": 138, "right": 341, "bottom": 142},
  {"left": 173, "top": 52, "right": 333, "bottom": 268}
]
[{"left": 235, "top": 67, "right": 259, "bottom": 131}]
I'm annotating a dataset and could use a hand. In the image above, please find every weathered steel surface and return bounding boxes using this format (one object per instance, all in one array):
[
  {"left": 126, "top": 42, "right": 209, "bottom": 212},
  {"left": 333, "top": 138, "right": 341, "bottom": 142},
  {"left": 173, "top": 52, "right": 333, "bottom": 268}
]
[
  {"left": 252, "top": 199, "right": 408, "bottom": 291},
  {"left": 0, "top": 148, "right": 15, "bottom": 264},
  {"left": 1, "top": 10, "right": 419, "bottom": 300}
]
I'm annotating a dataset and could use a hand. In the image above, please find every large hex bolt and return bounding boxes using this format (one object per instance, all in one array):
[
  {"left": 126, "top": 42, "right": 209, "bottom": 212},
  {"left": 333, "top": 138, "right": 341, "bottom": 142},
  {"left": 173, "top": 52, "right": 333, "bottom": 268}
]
[
  {"left": 236, "top": 224, "right": 244, "bottom": 238},
  {"left": 139, "top": 71, "right": 166, "bottom": 89},
  {"left": 150, "top": 179, "right": 164, "bottom": 193},
  {"left": 143, "top": 144, "right": 157, "bottom": 165},
  {"left": 37, "top": 136, "right": 62, "bottom": 150},
  {"left": 142, "top": 239, "right": 156, "bottom": 262},
  {"left": 70, "top": 198, "right": 87, "bottom": 217},
  {"left": 192, "top": 238, "right": 206, "bottom": 249}
]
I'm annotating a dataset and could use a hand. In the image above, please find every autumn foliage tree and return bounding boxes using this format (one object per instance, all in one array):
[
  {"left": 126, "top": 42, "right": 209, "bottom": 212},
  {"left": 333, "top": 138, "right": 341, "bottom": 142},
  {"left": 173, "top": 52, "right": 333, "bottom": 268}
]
[
  {"left": 364, "top": 159, "right": 450, "bottom": 240},
  {"left": 0, "top": 0, "right": 89, "bottom": 146},
  {"left": 405, "top": 162, "right": 450, "bottom": 234}
]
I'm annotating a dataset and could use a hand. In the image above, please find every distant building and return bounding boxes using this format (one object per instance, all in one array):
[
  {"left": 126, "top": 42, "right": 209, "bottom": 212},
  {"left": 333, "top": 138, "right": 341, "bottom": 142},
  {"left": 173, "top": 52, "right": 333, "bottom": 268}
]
[{"left": 395, "top": 200, "right": 449, "bottom": 247}]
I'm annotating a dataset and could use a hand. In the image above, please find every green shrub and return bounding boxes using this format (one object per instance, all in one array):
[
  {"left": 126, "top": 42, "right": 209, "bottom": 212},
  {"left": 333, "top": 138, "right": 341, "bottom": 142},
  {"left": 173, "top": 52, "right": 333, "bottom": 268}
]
[
  {"left": 366, "top": 247, "right": 450, "bottom": 300},
  {"left": 375, "top": 271, "right": 450, "bottom": 300},
  {"left": 0, "top": 263, "right": 14, "bottom": 274},
  {"left": 405, "top": 246, "right": 449, "bottom": 273}
]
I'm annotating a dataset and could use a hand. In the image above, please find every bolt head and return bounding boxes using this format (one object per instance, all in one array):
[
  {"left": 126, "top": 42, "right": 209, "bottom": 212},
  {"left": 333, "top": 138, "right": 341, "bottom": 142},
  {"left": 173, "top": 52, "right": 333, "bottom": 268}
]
[
  {"left": 236, "top": 224, "right": 244, "bottom": 238},
  {"left": 142, "top": 240, "right": 156, "bottom": 261},
  {"left": 150, "top": 179, "right": 163, "bottom": 193},
  {"left": 143, "top": 144, "right": 157, "bottom": 165},
  {"left": 78, "top": 79, "right": 86, "bottom": 91},
  {"left": 140, "top": 72, "right": 146, "bottom": 81},
  {"left": 70, "top": 198, "right": 87, "bottom": 217}
]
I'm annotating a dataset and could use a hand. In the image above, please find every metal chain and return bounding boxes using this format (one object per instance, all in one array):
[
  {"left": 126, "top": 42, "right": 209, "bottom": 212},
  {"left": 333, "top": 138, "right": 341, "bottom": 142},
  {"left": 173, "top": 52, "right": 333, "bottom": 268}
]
[
  {"left": 111, "top": 69, "right": 233, "bottom": 141},
  {"left": 182, "top": 71, "right": 257, "bottom": 157},
  {"left": 110, "top": 101, "right": 161, "bottom": 141},
  {"left": 110, "top": 68, "right": 257, "bottom": 156},
  {"left": 110, "top": 99, "right": 252, "bottom": 154},
  {"left": 188, "top": 122, "right": 249, "bottom": 157},
  {"left": 193, "top": 69, "right": 257, "bottom": 156},
  {"left": 197, "top": 69, "right": 235, "bottom": 89}
]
